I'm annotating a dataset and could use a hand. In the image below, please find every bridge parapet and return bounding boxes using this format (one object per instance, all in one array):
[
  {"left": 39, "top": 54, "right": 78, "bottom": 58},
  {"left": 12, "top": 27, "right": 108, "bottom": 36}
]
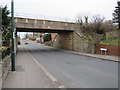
[{"left": 15, "top": 17, "right": 77, "bottom": 31}]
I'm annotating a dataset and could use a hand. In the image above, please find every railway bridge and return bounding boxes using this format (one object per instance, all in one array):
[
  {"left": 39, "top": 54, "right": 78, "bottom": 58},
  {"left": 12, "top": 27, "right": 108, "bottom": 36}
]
[{"left": 14, "top": 17, "right": 94, "bottom": 54}]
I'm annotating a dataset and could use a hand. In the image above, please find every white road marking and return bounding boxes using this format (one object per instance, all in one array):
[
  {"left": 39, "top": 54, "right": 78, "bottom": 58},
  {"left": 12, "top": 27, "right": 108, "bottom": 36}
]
[{"left": 24, "top": 45, "right": 57, "bottom": 82}]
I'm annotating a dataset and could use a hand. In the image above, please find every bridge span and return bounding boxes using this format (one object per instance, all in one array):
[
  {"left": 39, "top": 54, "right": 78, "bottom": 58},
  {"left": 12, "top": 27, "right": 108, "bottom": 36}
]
[
  {"left": 15, "top": 17, "right": 77, "bottom": 33},
  {"left": 14, "top": 17, "right": 95, "bottom": 55}
]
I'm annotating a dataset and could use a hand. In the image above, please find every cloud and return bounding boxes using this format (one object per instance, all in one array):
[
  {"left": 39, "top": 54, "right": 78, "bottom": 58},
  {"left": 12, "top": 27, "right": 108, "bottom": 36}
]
[{"left": 1, "top": 0, "right": 117, "bottom": 20}]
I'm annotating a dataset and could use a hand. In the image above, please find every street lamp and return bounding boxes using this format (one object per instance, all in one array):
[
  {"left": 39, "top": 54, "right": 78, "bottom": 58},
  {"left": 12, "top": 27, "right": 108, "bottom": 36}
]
[
  {"left": 11, "top": 0, "right": 15, "bottom": 71},
  {"left": 118, "top": 1, "right": 120, "bottom": 29}
]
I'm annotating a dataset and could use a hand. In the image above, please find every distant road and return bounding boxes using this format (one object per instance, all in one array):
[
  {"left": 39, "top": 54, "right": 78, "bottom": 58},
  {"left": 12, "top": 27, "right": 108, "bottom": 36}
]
[{"left": 22, "top": 40, "right": 118, "bottom": 88}]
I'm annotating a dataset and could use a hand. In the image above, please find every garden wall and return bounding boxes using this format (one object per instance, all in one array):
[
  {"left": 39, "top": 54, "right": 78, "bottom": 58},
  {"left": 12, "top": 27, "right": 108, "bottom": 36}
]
[
  {"left": 0, "top": 55, "right": 11, "bottom": 89},
  {"left": 95, "top": 45, "right": 120, "bottom": 56}
]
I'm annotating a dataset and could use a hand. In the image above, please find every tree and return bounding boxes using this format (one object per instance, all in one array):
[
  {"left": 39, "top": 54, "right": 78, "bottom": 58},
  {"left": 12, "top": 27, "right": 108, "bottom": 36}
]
[
  {"left": 77, "top": 15, "right": 117, "bottom": 44},
  {"left": 77, "top": 15, "right": 106, "bottom": 34},
  {"left": 43, "top": 34, "right": 51, "bottom": 42},
  {"left": 1, "top": 5, "right": 10, "bottom": 29},
  {"left": 113, "top": 1, "right": 120, "bottom": 29},
  {"left": 1, "top": 5, "right": 11, "bottom": 46}
]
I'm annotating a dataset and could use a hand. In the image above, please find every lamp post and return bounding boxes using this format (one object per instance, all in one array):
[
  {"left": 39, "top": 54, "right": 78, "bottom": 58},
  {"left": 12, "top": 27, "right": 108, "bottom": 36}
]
[
  {"left": 11, "top": 0, "right": 15, "bottom": 71},
  {"left": 118, "top": 1, "right": 120, "bottom": 29}
]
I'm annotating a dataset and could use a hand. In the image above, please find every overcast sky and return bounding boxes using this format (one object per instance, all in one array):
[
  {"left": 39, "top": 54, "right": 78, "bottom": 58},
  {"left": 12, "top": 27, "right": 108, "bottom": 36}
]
[
  {"left": 1, "top": 0, "right": 118, "bottom": 21},
  {"left": 1, "top": 0, "right": 118, "bottom": 38}
]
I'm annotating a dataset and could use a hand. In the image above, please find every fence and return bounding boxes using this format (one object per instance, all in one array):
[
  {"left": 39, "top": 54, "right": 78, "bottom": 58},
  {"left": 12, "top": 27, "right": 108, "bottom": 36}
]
[{"left": 13, "top": 12, "right": 76, "bottom": 23}]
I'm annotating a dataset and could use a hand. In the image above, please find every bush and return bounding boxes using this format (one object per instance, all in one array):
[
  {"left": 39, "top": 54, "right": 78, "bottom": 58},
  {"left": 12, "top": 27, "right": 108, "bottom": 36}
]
[
  {"left": 99, "top": 38, "right": 120, "bottom": 46},
  {"left": 43, "top": 34, "right": 51, "bottom": 42},
  {"left": 0, "top": 46, "right": 11, "bottom": 59},
  {"left": 0, "top": 46, "right": 8, "bottom": 50}
]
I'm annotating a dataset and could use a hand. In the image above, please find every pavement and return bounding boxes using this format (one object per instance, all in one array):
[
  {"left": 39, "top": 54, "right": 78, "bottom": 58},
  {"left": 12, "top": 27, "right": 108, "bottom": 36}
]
[
  {"left": 2, "top": 40, "right": 119, "bottom": 88},
  {"left": 61, "top": 50, "right": 119, "bottom": 62},
  {"left": 3, "top": 44, "right": 63, "bottom": 88}
]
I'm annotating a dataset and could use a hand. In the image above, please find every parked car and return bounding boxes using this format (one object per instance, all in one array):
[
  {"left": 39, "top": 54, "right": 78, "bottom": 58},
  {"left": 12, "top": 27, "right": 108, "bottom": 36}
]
[
  {"left": 35, "top": 38, "right": 40, "bottom": 43},
  {"left": 25, "top": 39, "right": 29, "bottom": 44}
]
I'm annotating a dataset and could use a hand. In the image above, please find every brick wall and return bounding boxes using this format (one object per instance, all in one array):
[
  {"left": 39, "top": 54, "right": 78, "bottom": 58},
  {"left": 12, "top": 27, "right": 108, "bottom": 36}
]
[{"left": 95, "top": 45, "right": 120, "bottom": 56}]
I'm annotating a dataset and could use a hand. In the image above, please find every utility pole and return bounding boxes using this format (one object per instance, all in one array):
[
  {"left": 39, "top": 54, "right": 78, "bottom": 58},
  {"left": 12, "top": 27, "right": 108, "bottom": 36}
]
[
  {"left": 118, "top": 1, "right": 120, "bottom": 29},
  {"left": 11, "top": 0, "right": 15, "bottom": 71}
]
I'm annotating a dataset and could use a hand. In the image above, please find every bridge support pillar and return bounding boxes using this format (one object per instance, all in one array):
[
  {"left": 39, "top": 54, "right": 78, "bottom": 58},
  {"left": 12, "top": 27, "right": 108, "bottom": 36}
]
[{"left": 53, "top": 32, "right": 74, "bottom": 50}]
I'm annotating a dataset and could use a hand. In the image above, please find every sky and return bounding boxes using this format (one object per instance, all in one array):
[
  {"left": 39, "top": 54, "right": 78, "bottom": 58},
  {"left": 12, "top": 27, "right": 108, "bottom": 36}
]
[
  {"left": 1, "top": 0, "right": 118, "bottom": 38},
  {"left": 1, "top": 0, "right": 118, "bottom": 20}
]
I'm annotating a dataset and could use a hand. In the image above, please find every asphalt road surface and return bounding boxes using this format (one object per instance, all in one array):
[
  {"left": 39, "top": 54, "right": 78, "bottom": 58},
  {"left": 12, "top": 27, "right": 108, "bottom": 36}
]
[{"left": 21, "top": 40, "right": 118, "bottom": 88}]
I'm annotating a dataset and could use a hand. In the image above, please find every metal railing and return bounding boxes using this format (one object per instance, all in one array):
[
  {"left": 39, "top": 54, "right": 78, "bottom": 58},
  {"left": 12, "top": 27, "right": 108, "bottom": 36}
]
[{"left": 13, "top": 12, "right": 76, "bottom": 23}]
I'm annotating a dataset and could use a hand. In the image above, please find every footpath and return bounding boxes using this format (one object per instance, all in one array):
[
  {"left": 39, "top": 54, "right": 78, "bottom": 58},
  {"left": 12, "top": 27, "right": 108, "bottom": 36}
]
[
  {"left": 62, "top": 50, "right": 119, "bottom": 62},
  {"left": 2, "top": 45, "right": 62, "bottom": 88}
]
